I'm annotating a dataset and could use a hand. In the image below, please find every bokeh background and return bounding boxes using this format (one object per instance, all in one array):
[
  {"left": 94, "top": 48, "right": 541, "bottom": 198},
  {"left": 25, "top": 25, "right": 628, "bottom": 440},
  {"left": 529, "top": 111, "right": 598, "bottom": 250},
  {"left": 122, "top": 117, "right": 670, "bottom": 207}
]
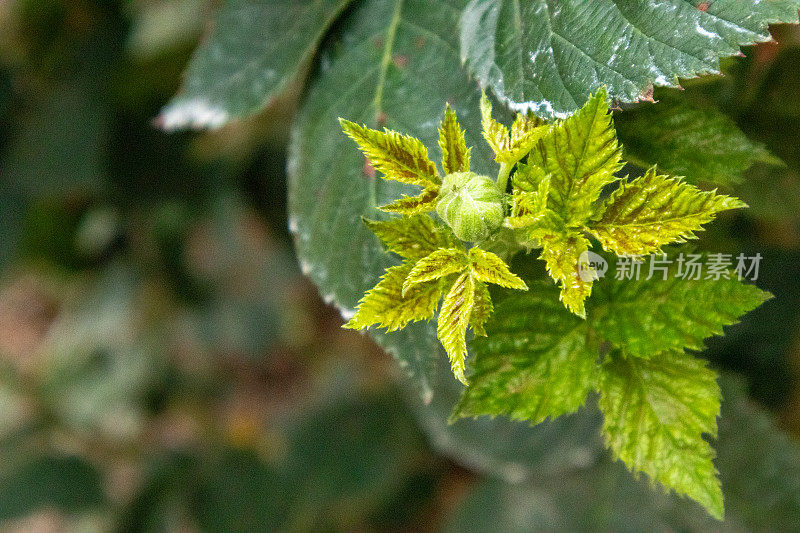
[{"left": 1, "top": 1, "right": 800, "bottom": 531}]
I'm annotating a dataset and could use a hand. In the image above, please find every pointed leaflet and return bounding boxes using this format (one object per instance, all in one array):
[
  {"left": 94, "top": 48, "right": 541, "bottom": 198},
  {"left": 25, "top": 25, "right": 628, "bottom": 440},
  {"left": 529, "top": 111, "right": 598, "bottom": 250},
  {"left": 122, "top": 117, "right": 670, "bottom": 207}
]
[
  {"left": 591, "top": 269, "right": 770, "bottom": 360},
  {"left": 469, "top": 281, "right": 493, "bottom": 337},
  {"left": 539, "top": 231, "right": 595, "bottom": 318},
  {"left": 589, "top": 169, "right": 746, "bottom": 256},
  {"left": 289, "top": 0, "right": 497, "bottom": 399},
  {"left": 510, "top": 110, "right": 546, "bottom": 149},
  {"left": 480, "top": 93, "right": 510, "bottom": 158},
  {"left": 480, "top": 93, "right": 548, "bottom": 164},
  {"left": 506, "top": 173, "right": 551, "bottom": 229},
  {"left": 379, "top": 187, "right": 439, "bottom": 215},
  {"left": 345, "top": 263, "right": 441, "bottom": 332},
  {"left": 160, "top": 0, "right": 352, "bottom": 129},
  {"left": 468, "top": 248, "right": 527, "bottom": 290},
  {"left": 439, "top": 105, "right": 471, "bottom": 174},
  {"left": 453, "top": 285, "right": 596, "bottom": 424},
  {"left": 529, "top": 88, "right": 622, "bottom": 226},
  {"left": 340, "top": 119, "right": 440, "bottom": 188},
  {"left": 599, "top": 351, "right": 723, "bottom": 519},
  {"left": 460, "top": 0, "right": 800, "bottom": 119},
  {"left": 438, "top": 271, "right": 476, "bottom": 385},
  {"left": 403, "top": 248, "right": 468, "bottom": 294},
  {"left": 363, "top": 215, "right": 457, "bottom": 260}
]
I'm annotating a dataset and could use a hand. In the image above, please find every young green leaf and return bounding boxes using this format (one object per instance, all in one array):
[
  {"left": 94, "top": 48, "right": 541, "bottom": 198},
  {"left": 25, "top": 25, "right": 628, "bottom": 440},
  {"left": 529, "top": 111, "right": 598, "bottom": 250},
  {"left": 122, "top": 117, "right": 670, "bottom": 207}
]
[
  {"left": 480, "top": 93, "right": 548, "bottom": 164},
  {"left": 529, "top": 88, "right": 622, "bottom": 226},
  {"left": 453, "top": 287, "right": 595, "bottom": 424},
  {"left": 510, "top": 110, "right": 546, "bottom": 150},
  {"left": 439, "top": 105, "right": 471, "bottom": 174},
  {"left": 345, "top": 263, "right": 442, "bottom": 332},
  {"left": 438, "top": 271, "right": 477, "bottom": 385},
  {"left": 589, "top": 169, "right": 747, "bottom": 256},
  {"left": 506, "top": 175, "right": 551, "bottom": 229},
  {"left": 592, "top": 272, "right": 771, "bottom": 359},
  {"left": 363, "top": 215, "right": 456, "bottom": 260},
  {"left": 538, "top": 231, "right": 595, "bottom": 318},
  {"left": 599, "top": 351, "right": 723, "bottom": 520},
  {"left": 469, "top": 281, "right": 493, "bottom": 337},
  {"left": 511, "top": 160, "right": 549, "bottom": 192},
  {"left": 403, "top": 248, "right": 469, "bottom": 295},
  {"left": 379, "top": 187, "right": 439, "bottom": 215},
  {"left": 339, "top": 119, "right": 440, "bottom": 188},
  {"left": 480, "top": 93, "right": 510, "bottom": 158},
  {"left": 468, "top": 248, "right": 527, "bottom": 290}
]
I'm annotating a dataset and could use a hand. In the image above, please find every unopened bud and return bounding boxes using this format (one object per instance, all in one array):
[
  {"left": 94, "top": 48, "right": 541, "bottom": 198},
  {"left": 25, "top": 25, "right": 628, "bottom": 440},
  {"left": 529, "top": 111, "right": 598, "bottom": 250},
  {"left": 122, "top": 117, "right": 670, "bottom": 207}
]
[{"left": 436, "top": 172, "right": 503, "bottom": 242}]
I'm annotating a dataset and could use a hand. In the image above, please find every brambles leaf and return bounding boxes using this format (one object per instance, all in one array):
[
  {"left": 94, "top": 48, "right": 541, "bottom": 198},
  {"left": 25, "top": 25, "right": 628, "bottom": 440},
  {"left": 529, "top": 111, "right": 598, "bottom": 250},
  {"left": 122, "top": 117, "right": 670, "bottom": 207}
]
[
  {"left": 599, "top": 350, "right": 723, "bottom": 519},
  {"left": 289, "top": 0, "right": 498, "bottom": 397},
  {"left": 592, "top": 271, "right": 771, "bottom": 359},
  {"left": 340, "top": 119, "right": 440, "bottom": 188},
  {"left": 379, "top": 187, "right": 439, "bottom": 215},
  {"left": 453, "top": 287, "right": 595, "bottom": 424},
  {"left": 539, "top": 231, "right": 594, "bottom": 318},
  {"left": 438, "top": 271, "right": 477, "bottom": 385},
  {"left": 445, "top": 376, "right": 800, "bottom": 531},
  {"left": 469, "top": 281, "right": 493, "bottom": 337},
  {"left": 160, "top": 0, "right": 352, "bottom": 129},
  {"left": 460, "top": 0, "right": 800, "bottom": 118},
  {"left": 480, "top": 93, "right": 549, "bottom": 164},
  {"left": 468, "top": 248, "right": 527, "bottom": 290},
  {"left": 480, "top": 93, "right": 510, "bottom": 158},
  {"left": 529, "top": 88, "right": 622, "bottom": 226},
  {"left": 506, "top": 174, "right": 551, "bottom": 229},
  {"left": 616, "top": 92, "right": 782, "bottom": 187},
  {"left": 363, "top": 215, "right": 456, "bottom": 260},
  {"left": 344, "top": 263, "right": 441, "bottom": 332},
  {"left": 589, "top": 169, "right": 747, "bottom": 256},
  {"left": 403, "top": 248, "right": 469, "bottom": 295},
  {"left": 440, "top": 105, "right": 471, "bottom": 174}
]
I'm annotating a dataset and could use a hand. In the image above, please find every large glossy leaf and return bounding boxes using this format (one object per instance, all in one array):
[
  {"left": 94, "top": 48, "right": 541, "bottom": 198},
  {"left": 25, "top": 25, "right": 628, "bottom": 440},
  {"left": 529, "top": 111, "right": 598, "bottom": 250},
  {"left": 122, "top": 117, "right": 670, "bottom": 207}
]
[
  {"left": 460, "top": 0, "right": 800, "bottom": 118},
  {"left": 160, "top": 0, "right": 352, "bottom": 130},
  {"left": 288, "top": 0, "right": 501, "bottom": 398}
]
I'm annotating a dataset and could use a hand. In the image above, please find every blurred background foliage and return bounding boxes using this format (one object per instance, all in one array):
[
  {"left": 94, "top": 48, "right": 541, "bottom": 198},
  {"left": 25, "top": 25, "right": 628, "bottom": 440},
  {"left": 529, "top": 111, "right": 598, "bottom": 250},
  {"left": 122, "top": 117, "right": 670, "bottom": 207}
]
[{"left": 0, "top": 0, "right": 799, "bottom": 531}]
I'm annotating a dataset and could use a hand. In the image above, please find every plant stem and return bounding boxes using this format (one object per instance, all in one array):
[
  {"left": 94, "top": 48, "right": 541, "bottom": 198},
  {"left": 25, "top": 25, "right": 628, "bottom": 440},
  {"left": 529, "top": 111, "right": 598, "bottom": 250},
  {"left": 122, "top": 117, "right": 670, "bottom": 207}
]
[{"left": 496, "top": 161, "right": 512, "bottom": 192}]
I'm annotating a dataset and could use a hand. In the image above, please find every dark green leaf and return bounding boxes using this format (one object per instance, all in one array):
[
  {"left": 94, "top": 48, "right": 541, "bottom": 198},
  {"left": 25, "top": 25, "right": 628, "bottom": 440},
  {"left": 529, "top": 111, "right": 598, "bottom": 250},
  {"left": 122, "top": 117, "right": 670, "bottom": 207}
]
[
  {"left": 460, "top": 0, "right": 800, "bottom": 118},
  {"left": 616, "top": 92, "right": 781, "bottom": 186},
  {"left": 160, "top": 0, "right": 352, "bottom": 129},
  {"left": 288, "top": 0, "right": 499, "bottom": 397}
]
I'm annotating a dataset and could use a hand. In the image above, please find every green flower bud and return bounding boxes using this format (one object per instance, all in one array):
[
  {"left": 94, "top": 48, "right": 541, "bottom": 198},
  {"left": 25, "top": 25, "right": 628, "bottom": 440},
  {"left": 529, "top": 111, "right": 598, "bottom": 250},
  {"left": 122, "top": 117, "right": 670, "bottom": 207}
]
[{"left": 436, "top": 171, "right": 504, "bottom": 242}]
